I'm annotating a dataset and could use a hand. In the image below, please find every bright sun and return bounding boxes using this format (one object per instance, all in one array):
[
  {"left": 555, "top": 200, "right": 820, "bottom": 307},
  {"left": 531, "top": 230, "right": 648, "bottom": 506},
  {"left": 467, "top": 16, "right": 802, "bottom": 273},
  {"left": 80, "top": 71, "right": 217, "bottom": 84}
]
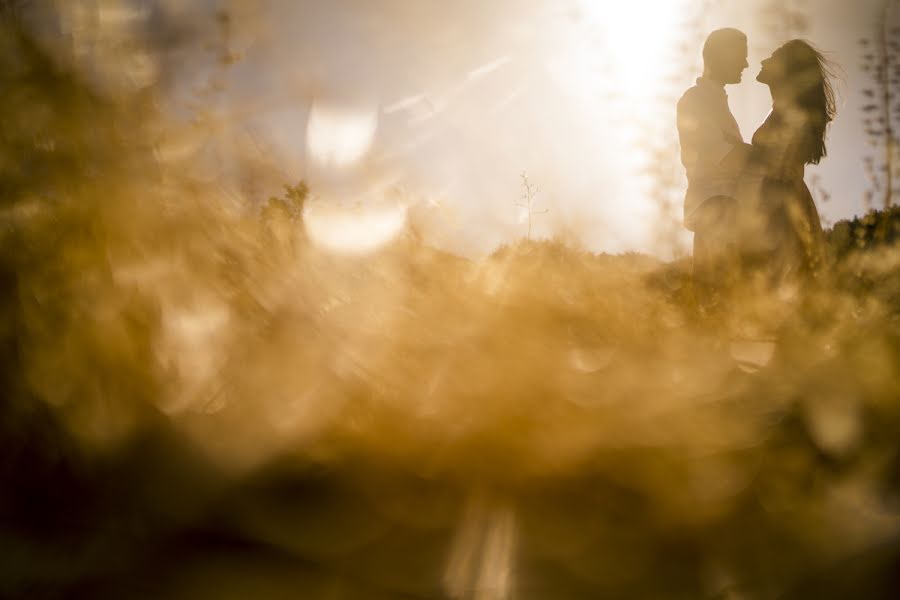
[
  {"left": 542, "top": 0, "right": 691, "bottom": 250},
  {"left": 298, "top": 0, "right": 695, "bottom": 256},
  {"left": 596, "top": 0, "right": 689, "bottom": 99}
]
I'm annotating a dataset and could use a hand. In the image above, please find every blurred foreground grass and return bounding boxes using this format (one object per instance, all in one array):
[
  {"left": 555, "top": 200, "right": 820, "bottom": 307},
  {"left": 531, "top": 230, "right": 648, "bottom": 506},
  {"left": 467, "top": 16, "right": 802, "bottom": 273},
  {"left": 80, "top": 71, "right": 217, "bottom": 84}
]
[{"left": 1, "top": 12, "right": 900, "bottom": 600}]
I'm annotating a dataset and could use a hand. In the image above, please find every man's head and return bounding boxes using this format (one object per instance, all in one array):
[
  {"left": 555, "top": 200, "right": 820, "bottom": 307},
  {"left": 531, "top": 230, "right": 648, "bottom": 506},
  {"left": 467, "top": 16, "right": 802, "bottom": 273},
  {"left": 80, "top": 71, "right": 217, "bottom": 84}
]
[{"left": 702, "top": 28, "right": 749, "bottom": 85}]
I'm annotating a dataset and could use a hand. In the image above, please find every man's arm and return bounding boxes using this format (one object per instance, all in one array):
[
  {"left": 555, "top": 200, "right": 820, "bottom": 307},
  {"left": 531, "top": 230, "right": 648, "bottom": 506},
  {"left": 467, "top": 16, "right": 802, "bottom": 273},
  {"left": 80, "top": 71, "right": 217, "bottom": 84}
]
[{"left": 677, "top": 91, "right": 738, "bottom": 169}]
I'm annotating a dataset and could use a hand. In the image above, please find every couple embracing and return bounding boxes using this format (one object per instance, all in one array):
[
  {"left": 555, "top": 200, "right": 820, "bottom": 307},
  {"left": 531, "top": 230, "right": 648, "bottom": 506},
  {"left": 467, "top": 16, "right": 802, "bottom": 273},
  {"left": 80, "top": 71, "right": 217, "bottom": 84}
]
[{"left": 678, "top": 28, "right": 837, "bottom": 306}]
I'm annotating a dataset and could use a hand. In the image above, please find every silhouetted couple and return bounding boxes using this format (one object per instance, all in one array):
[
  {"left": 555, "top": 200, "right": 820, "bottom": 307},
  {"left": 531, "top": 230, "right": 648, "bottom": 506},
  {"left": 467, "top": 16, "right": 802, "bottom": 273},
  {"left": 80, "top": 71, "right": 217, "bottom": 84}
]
[{"left": 678, "top": 28, "right": 836, "bottom": 308}]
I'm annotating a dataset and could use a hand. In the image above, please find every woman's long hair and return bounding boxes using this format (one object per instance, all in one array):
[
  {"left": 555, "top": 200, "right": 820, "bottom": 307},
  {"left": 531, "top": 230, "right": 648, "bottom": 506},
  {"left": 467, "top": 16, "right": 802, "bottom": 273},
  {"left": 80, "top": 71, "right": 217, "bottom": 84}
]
[{"left": 774, "top": 40, "right": 839, "bottom": 165}]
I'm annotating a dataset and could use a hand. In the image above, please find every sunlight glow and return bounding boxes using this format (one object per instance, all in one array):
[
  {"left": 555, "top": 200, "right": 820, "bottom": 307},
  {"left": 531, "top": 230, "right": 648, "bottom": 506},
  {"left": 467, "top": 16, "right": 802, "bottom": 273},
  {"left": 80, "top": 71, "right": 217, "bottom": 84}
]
[
  {"left": 158, "top": 302, "right": 230, "bottom": 415},
  {"left": 444, "top": 494, "right": 516, "bottom": 600},
  {"left": 541, "top": 0, "right": 690, "bottom": 251},
  {"left": 596, "top": 0, "right": 688, "bottom": 103},
  {"left": 303, "top": 200, "right": 407, "bottom": 254},
  {"left": 547, "top": 0, "right": 688, "bottom": 122}
]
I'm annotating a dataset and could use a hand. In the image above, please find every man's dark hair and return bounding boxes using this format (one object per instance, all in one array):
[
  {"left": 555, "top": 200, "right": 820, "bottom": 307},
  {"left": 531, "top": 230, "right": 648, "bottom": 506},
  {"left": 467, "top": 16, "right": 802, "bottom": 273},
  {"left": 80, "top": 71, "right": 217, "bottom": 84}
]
[{"left": 702, "top": 28, "right": 747, "bottom": 62}]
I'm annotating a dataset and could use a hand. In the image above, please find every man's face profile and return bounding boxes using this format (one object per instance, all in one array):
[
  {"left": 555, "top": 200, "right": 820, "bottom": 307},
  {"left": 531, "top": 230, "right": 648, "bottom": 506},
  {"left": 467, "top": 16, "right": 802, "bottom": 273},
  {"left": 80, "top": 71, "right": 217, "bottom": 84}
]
[
  {"left": 756, "top": 47, "right": 787, "bottom": 85},
  {"left": 718, "top": 40, "right": 749, "bottom": 84},
  {"left": 727, "top": 40, "right": 749, "bottom": 83},
  {"left": 706, "top": 32, "right": 749, "bottom": 85}
]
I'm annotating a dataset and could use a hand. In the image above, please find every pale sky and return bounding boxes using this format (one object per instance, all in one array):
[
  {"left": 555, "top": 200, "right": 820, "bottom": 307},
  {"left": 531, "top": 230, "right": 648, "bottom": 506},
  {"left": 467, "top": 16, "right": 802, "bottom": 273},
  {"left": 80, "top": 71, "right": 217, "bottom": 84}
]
[{"left": 146, "top": 0, "right": 900, "bottom": 256}]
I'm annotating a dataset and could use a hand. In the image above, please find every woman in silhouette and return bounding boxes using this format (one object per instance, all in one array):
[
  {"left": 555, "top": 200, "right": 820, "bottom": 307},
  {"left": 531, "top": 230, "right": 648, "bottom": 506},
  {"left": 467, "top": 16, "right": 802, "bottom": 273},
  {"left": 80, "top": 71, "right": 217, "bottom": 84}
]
[{"left": 735, "top": 40, "right": 837, "bottom": 283}]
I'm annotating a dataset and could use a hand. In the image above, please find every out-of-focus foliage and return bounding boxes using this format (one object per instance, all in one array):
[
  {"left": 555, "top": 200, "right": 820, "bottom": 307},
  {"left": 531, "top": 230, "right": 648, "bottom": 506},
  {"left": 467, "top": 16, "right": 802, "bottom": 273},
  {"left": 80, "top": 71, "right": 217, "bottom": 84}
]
[
  {"left": 859, "top": 0, "right": 900, "bottom": 209},
  {"left": 757, "top": 0, "right": 810, "bottom": 42},
  {"left": 826, "top": 205, "right": 900, "bottom": 259},
  {"left": 1, "top": 6, "right": 900, "bottom": 600}
]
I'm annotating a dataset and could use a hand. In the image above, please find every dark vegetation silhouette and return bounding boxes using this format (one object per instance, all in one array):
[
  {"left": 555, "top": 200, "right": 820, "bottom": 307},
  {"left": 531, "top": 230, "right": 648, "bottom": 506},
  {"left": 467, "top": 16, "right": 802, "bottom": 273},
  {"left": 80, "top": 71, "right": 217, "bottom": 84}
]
[
  {"left": 0, "top": 4, "right": 899, "bottom": 600},
  {"left": 826, "top": 204, "right": 900, "bottom": 257},
  {"left": 860, "top": 0, "right": 900, "bottom": 210}
]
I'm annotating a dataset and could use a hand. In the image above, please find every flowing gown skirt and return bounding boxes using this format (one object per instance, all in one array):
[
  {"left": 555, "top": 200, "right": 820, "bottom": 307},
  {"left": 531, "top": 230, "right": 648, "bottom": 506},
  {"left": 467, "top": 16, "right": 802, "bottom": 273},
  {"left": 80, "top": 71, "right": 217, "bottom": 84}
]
[{"left": 737, "top": 174, "right": 825, "bottom": 280}]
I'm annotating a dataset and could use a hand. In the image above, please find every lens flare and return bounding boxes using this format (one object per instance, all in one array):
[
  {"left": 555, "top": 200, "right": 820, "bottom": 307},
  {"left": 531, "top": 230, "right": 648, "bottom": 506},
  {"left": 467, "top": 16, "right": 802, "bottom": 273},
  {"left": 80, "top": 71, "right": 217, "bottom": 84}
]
[
  {"left": 303, "top": 200, "right": 407, "bottom": 254},
  {"left": 306, "top": 102, "right": 378, "bottom": 168}
]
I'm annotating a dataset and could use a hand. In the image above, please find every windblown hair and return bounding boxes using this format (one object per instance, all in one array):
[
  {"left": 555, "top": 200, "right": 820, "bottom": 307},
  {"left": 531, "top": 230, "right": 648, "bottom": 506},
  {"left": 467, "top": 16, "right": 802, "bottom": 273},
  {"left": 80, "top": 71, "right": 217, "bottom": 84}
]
[{"left": 776, "top": 40, "right": 839, "bottom": 165}]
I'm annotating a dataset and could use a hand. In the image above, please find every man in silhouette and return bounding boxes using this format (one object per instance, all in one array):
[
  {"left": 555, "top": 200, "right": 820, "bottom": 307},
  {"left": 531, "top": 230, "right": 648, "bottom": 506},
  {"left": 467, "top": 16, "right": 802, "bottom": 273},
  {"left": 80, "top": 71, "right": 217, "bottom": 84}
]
[{"left": 677, "top": 28, "right": 750, "bottom": 308}]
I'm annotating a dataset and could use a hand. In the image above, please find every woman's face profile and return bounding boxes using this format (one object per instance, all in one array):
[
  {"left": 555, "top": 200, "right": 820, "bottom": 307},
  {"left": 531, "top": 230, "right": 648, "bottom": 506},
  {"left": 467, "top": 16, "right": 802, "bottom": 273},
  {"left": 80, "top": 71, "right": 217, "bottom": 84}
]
[{"left": 757, "top": 48, "right": 788, "bottom": 86}]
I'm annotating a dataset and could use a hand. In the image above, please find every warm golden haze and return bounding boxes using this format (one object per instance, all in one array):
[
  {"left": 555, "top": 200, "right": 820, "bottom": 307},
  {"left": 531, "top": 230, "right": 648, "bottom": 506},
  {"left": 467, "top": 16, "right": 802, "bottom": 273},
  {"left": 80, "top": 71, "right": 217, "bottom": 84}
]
[{"left": 1, "top": 2, "right": 899, "bottom": 599}]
